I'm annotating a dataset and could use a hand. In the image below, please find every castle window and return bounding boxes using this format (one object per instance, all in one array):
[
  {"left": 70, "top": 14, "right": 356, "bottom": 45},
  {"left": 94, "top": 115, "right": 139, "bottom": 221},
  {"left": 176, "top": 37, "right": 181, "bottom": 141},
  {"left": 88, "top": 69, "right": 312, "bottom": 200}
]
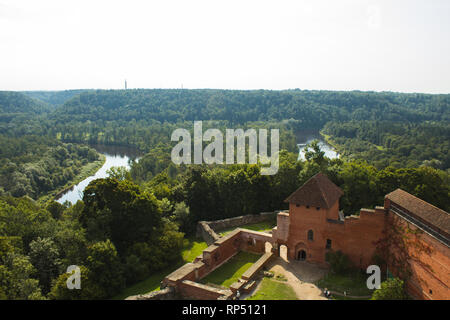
[
  {"left": 306, "top": 205, "right": 310, "bottom": 209},
  {"left": 307, "top": 230, "right": 314, "bottom": 241},
  {"left": 326, "top": 239, "right": 332, "bottom": 249},
  {"left": 316, "top": 207, "right": 320, "bottom": 210},
  {"left": 429, "top": 289, "right": 433, "bottom": 295}
]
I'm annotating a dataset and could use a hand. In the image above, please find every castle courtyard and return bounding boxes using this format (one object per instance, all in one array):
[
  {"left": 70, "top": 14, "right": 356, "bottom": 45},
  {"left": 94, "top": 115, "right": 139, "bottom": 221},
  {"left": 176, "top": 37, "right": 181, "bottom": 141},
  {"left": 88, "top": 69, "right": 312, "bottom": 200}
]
[{"left": 245, "top": 257, "right": 328, "bottom": 300}]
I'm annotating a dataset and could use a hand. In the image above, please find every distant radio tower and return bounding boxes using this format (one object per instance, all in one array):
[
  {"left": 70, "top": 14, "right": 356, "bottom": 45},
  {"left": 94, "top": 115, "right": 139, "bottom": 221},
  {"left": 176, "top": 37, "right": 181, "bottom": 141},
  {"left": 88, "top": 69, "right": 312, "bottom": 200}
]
[{"left": 125, "top": 80, "right": 127, "bottom": 90}]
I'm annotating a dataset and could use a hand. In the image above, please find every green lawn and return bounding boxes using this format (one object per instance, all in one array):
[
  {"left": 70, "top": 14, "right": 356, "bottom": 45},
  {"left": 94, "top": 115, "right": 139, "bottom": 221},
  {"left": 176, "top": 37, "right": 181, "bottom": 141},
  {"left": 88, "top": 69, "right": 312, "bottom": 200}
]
[
  {"left": 111, "top": 237, "right": 207, "bottom": 300},
  {"left": 219, "top": 220, "right": 276, "bottom": 236},
  {"left": 182, "top": 238, "right": 209, "bottom": 262},
  {"left": 317, "top": 272, "right": 374, "bottom": 297},
  {"left": 200, "top": 251, "right": 261, "bottom": 288},
  {"left": 247, "top": 278, "right": 297, "bottom": 300},
  {"left": 331, "top": 294, "right": 371, "bottom": 300}
]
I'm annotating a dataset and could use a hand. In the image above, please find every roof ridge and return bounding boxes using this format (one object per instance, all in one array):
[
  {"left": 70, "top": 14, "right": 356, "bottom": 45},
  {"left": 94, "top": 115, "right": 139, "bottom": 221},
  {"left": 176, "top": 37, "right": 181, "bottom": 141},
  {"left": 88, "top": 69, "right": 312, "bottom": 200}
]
[
  {"left": 284, "top": 173, "right": 343, "bottom": 209},
  {"left": 316, "top": 175, "right": 330, "bottom": 208},
  {"left": 387, "top": 188, "right": 449, "bottom": 215}
]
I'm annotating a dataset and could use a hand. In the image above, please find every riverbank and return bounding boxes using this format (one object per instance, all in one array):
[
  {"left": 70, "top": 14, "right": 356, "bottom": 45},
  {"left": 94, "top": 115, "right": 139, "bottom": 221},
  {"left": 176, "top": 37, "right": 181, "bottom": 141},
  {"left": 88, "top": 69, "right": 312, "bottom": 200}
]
[
  {"left": 319, "top": 131, "right": 344, "bottom": 157},
  {"left": 37, "top": 154, "right": 106, "bottom": 205}
]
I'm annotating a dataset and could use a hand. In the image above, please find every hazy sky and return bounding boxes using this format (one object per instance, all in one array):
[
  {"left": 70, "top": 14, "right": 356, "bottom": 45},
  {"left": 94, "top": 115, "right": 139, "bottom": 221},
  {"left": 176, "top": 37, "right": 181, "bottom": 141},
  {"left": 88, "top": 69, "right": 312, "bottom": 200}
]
[{"left": 1, "top": 0, "right": 449, "bottom": 93}]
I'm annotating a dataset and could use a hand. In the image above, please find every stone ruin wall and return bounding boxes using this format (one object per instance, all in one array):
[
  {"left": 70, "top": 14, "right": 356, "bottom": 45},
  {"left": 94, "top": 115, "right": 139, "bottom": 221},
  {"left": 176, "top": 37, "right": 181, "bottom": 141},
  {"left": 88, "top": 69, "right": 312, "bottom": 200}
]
[
  {"left": 196, "top": 211, "right": 278, "bottom": 245},
  {"left": 160, "top": 228, "right": 275, "bottom": 300}
]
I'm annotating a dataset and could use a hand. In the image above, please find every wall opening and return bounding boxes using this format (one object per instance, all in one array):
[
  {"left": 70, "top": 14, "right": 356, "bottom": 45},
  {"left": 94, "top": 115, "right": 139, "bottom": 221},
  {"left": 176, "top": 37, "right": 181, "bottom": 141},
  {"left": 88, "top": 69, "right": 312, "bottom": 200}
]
[
  {"left": 308, "top": 230, "right": 314, "bottom": 241},
  {"left": 279, "top": 244, "right": 288, "bottom": 261},
  {"left": 265, "top": 242, "right": 273, "bottom": 253},
  {"left": 297, "top": 250, "right": 307, "bottom": 261}
]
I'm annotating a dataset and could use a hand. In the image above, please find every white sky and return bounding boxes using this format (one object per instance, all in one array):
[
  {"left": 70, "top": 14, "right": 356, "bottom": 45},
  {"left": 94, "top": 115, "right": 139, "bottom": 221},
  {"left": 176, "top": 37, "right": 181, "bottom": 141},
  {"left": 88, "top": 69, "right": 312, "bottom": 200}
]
[{"left": 0, "top": 0, "right": 449, "bottom": 93}]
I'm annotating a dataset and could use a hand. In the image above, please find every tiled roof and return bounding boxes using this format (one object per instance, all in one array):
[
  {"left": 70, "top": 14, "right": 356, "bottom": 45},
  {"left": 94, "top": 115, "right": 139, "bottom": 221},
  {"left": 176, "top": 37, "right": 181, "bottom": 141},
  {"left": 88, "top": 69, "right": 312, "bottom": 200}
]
[
  {"left": 385, "top": 189, "right": 450, "bottom": 235},
  {"left": 285, "top": 173, "right": 343, "bottom": 209}
]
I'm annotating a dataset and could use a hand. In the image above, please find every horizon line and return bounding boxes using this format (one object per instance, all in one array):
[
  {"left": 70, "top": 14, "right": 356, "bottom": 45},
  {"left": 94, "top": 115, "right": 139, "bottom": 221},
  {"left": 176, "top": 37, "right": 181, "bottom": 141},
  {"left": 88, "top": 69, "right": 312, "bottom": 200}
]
[{"left": 4, "top": 87, "right": 450, "bottom": 95}]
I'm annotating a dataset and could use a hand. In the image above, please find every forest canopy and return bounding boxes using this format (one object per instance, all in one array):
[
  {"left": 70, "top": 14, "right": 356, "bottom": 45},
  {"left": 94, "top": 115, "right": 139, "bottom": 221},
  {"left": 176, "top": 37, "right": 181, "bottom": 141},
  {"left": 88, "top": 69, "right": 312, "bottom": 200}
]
[{"left": 0, "top": 88, "right": 448, "bottom": 300}]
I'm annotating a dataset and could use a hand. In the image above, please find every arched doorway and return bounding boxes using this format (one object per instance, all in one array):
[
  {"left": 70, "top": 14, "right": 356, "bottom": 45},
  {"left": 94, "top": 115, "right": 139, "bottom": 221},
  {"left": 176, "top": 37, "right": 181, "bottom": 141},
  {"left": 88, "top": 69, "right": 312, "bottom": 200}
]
[
  {"left": 294, "top": 242, "right": 308, "bottom": 262},
  {"left": 279, "top": 244, "right": 288, "bottom": 261},
  {"left": 297, "top": 250, "right": 307, "bottom": 261}
]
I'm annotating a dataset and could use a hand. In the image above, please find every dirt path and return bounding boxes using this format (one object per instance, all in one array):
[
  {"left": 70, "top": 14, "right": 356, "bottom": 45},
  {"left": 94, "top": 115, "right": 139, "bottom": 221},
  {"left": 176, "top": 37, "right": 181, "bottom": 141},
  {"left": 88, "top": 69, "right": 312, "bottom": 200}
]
[
  {"left": 267, "top": 258, "right": 328, "bottom": 300},
  {"left": 244, "top": 257, "right": 329, "bottom": 300}
]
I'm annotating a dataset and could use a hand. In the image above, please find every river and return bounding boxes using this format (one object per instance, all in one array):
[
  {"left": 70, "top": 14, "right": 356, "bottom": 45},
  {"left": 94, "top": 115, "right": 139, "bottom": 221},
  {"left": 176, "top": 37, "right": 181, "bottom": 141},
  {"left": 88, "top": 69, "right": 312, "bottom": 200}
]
[
  {"left": 56, "top": 132, "right": 335, "bottom": 204},
  {"left": 56, "top": 145, "right": 141, "bottom": 204},
  {"left": 296, "top": 130, "right": 339, "bottom": 161}
]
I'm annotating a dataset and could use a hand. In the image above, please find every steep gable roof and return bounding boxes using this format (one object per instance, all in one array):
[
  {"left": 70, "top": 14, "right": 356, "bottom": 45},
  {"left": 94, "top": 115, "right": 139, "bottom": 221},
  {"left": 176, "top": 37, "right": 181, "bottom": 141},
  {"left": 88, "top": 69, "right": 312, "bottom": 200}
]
[
  {"left": 285, "top": 173, "right": 343, "bottom": 209},
  {"left": 385, "top": 189, "right": 450, "bottom": 236}
]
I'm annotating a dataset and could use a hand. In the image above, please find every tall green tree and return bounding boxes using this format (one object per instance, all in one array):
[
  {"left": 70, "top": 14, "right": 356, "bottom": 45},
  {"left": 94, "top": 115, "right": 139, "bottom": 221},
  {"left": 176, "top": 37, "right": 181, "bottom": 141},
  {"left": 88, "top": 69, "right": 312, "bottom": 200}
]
[
  {"left": 80, "top": 178, "right": 162, "bottom": 252},
  {"left": 29, "top": 237, "right": 61, "bottom": 293},
  {"left": 371, "top": 278, "right": 408, "bottom": 300}
]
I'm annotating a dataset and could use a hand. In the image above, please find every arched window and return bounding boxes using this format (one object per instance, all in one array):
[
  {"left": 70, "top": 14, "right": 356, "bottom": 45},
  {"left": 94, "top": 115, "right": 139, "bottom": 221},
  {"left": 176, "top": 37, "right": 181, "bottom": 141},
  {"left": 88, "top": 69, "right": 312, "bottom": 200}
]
[{"left": 307, "top": 230, "right": 314, "bottom": 241}]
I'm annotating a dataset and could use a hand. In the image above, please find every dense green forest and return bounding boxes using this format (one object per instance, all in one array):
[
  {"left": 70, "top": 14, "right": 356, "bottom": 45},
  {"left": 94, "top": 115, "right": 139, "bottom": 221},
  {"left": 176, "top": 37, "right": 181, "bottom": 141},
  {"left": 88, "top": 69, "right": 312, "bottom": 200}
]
[
  {"left": 46, "top": 90, "right": 448, "bottom": 153},
  {"left": 22, "top": 90, "right": 88, "bottom": 108},
  {"left": 0, "top": 135, "right": 100, "bottom": 199},
  {"left": 1, "top": 147, "right": 448, "bottom": 299},
  {"left": 322, "top": 121, "right": 450, "bottom": 169},
  {"left": 0, "top": 179, "right": 183, "bottom": 299},
  {"left": 54, "top": 89, "right": 449, "bottom": 124},
  {"left": 0, "top": 88, "right": 448, "bottom": 299}
]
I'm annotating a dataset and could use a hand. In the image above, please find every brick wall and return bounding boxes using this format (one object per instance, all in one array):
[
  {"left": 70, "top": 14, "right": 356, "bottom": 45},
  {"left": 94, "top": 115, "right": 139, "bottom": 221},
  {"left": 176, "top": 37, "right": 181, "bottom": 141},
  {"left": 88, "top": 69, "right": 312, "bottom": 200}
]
[
  {"left": 178, "top": 280, "right": 232, "bottom": 300},
  {"left": 239, "top": 229, "right": 273, "bottom": 254},
  {"left": 279, "top": 201, "right": 386, "bottom": 268},
  {"left": 196, "top": 212, "right": 277, "bottom": 244},
  {"left": 387, "top": 213, "right": 450, "bottom": 300}
]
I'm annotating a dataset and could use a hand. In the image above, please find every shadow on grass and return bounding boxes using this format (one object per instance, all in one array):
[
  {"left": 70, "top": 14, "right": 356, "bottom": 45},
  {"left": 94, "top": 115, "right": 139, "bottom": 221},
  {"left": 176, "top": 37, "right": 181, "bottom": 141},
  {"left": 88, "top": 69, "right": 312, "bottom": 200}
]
[
  {"left": 200, "top": 251, "right": 261, "bottom": 288},
  {"left": 111, "top": 237, "right": 208, "bottom": 300},
  {"left": 247, "top": 277, "right": 297, "bottom": 300},
  {"left": 317, "top": 272, "right": 374, "bottom": 297}
]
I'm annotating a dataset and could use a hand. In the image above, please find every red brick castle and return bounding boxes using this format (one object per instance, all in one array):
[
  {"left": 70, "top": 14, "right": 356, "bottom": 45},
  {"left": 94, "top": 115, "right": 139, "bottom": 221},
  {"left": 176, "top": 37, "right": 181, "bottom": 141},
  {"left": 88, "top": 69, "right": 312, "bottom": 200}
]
[
  {"left": 273, "top": 173, "right": 450, "bottom": 299},
  {"left": 142, "top": 173, "right": 449, "bottom": 301}
]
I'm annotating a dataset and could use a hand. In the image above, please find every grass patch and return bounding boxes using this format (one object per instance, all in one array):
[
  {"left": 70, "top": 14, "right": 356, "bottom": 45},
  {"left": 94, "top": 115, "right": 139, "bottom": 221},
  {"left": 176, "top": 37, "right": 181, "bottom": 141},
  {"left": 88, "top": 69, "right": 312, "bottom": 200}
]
[
  {"left": 182, "top": 238, "right": 209, "bottom": 262},
  {"left": 200, "top": 251, "right": 261, "bottom": 288},
  {"left": 247, "top": 278, "right": 297, "bottom": 300},
  {"left": 275, "top": 274, "right": 287, "bottom": 282},
  {"left": 112, "top": 268, "right": 175, "bottom": 300},
  {"left": 111, "top": 237, "right": 207, "bottom": 300},
  {"left": 331, "top": 294, "right": 370, "bottom": 300},
  {"left": 219, "top": 220, "right": 276, "bottom": 237},
  {"left": 317, "top": 272, "right": 374, "bottom": 296}
]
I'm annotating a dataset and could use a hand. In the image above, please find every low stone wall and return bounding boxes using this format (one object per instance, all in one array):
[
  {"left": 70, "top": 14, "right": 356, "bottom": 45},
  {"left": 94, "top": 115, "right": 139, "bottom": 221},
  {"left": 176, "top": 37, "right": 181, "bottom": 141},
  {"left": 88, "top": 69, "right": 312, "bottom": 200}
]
[
  {"left": 241, "top": 252, "right": 274, "bottom": 281},
  {"left": 197, "top": 221, "right": 220, "bottom": 245},
  {"left": 125, "top": 287, "right": 176, "bottom": 300},
  {"left": 239, "top": 229, "right": 274, "bottom": 254},
  {"left": 197, "top": 212, "right": 278, "bottom": 245},
  {"left": 178, "top": 280, "right": 233, "bottom": 300},
  {"left": 162, "top": 226, "right": 278, "bottom": 300}
]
